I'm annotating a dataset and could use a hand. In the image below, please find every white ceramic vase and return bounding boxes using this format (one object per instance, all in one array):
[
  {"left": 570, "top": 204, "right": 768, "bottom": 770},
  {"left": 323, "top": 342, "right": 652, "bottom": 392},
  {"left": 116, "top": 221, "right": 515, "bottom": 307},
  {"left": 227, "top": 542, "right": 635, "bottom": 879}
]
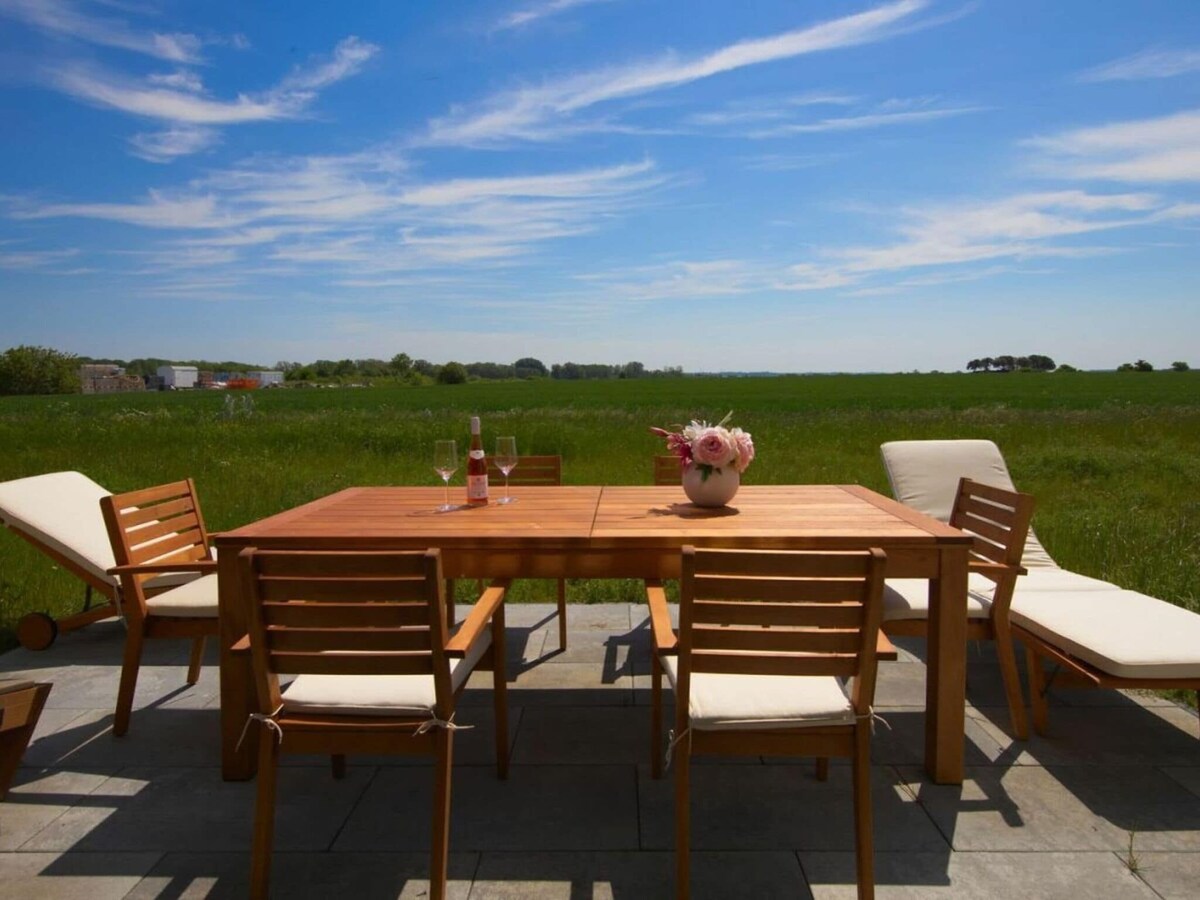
[{"left": 681, "top": 463, "right": 740, "bottom": 507}]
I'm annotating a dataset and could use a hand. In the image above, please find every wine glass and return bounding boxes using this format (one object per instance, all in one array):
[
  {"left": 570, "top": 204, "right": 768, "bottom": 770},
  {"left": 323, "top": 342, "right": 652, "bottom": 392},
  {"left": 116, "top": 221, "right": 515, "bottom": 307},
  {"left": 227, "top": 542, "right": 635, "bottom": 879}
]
[
  {"left": 433, "top": 440, "right": 458, "bottom": 512},
  {"left": 494, "top": 436, "right": 518, "bottom": 504}
]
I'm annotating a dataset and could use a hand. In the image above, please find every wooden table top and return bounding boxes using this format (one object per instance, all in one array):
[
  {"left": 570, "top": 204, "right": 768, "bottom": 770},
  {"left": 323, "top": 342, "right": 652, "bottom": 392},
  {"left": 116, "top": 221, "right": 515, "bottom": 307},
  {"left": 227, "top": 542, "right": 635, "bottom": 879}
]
[{"left": 215, "top": 484, "right": 968, "bottom": 550}]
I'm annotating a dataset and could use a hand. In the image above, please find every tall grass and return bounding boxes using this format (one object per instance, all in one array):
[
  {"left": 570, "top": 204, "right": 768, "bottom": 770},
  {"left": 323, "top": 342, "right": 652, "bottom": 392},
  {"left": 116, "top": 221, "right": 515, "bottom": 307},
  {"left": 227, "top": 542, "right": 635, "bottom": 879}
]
[{"left": 2, "top": 372, "right": 1198, "bottom": 659}]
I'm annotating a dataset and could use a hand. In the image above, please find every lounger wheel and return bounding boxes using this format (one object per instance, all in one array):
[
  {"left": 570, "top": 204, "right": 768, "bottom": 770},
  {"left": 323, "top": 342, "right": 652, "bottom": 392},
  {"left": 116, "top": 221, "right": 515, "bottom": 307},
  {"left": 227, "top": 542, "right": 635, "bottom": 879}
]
[{"left": 16, "top": 612, "right": 58, "bottom": 651}]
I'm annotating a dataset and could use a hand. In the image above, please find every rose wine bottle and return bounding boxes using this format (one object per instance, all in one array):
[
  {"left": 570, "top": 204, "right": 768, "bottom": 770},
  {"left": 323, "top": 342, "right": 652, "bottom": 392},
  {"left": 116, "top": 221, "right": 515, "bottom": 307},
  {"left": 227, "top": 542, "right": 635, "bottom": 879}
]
[{"left": 466, "top": 415, "right": 489, "bottom": 505}]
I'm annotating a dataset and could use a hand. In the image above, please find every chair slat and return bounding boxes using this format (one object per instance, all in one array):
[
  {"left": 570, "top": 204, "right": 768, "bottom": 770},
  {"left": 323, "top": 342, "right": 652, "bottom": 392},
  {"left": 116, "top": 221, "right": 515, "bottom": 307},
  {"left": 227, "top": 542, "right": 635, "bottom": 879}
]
[
  {"left": 266, "top": 626, "right": 432, "bottom": 653},
  {"left": 122, "top": 496, "right": 197, "bottom": 528},
  {"left": 693, "top": 574, "right": 868, "bottom": 604},
  {"left": 126, "top": 511, "right": 201, "bottom": 547},
  {"left": 959, "top": 479, "right": 1024, "bottom": 507},
  {"left": 968, "top": 538, "right": 1007, "bottom": 566},
  {"left": 489, "top": 455, "right": 562, "bottom": 486},
  {"left": 653, "top": 455, "right": 681, "bottom": 485},
  {"left": 263, "top": 600, "right": 429, "bottom": 629},
  {"left": 130, "top": 528, "right": 204, "bottom": 564},
  {"left": 690, "top": 649, "right": 859, "bottom": 678},
  {"left": 693, "top": 599, "right": 864, "bottom": 628},
  {"left": 111, "top": 480, "right": 193, "bottom": 510},
  {"left": 691, "top": 624, "right": 862, "bottom": 654},
  {"left": 253, "top": 552, "right": 429, "bottom": 579},
  {"left": 958, "top": 510, "right": 1013, "bottom": 547},
  {"left": 692, "top": 549, "right": 875, "bottom": 579},
  {"left": 268, "top": 651, "right": 434, "bottom": 676},
  {"left": 257, "top": 576, "right": 431, "bottom": 603}
]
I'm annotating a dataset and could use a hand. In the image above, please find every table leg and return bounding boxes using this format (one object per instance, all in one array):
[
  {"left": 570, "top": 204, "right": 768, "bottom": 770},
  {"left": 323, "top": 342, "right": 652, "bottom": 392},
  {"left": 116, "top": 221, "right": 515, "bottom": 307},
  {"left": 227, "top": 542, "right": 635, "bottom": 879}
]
[
  {"left": 219, "top": 548, "right": 257, "bottom": 780},
  {"left": 925, "top": 545, "right": 967, "bottom": 784}
]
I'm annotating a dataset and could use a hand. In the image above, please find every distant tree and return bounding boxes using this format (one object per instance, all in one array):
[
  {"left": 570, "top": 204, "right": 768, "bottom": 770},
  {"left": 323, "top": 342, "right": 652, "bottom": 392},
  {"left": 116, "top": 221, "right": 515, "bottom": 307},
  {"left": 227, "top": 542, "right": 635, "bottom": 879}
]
[
  {"left": 994, "top": 355, "right": 1016, "bottom": 372},
  {"left": 1134, "top": 359, "right": 1154, "bottom": 372},
  {"left": 620, "top": 361, "right": 646, "bottom": 379},
  {"left": 980, "top": 357, "right": 994, "bottom": 372},
  {"left": 437, "top": 361, "right": 468, "bottom": 385},
  {"left": 1015, "top": 356, "right": 1031, "bottom": 370},
  {"left": 0, "top": 345, "right": 80, "bottom": 395},
  {"left": 412, "top": 359, "right": 437, "bottom": 377},
  {"left": 390, "top": 353, "right": 413, "bottom": 376},
  {"left": 1056, "top": 363, "right": 1078, "bottom": 373},
  {"left": 1117, "top": 362, "right": 1135, "bottom": 372},
  {"left": 514, "top": 357, "right": 547, "bottom": 379},
  {"left": 966, "top": 359, "right": 980, "bottom": 372},
  {"left": 1171, "top": 360, "right": 1190, "bottom": 371},
  {"left": 312, "top": 359, "right": 336, "bottom": 378},
  {"left": 1027, "top": 354, "right": 1057, "bottom": 371}
]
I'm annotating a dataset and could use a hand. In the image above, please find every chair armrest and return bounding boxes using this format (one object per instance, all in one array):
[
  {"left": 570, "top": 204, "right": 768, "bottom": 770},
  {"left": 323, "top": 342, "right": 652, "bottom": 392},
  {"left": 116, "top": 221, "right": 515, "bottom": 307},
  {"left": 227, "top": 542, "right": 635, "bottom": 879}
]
[
  {"left": 645, "top": 580, "right": 677, "bottom": 653},
  {"left": 969, "top": 560, "right": 1028, "bottom": 583},
  {"left": 446, "top": 580, "right": 509, "bottom": 658},
  {"left": 108, "top": 559, "right": 217, "bottom": 577},
  {"left": 230, "top": 635, "right": 251, "bottom": 655},
  {"left": 876, "top": 631, "right": 899, "bottom": 662}
]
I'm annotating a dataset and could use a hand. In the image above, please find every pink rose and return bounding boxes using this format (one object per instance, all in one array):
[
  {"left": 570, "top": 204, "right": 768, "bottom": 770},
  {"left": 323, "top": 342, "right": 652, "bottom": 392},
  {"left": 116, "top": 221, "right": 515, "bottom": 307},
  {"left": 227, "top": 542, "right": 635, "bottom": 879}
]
[
  {"left": 691, "top": 427, "right": 735, "bottom": 468},
  {"left": 730, "top": 427, "right": 755, "bottom": 472}
]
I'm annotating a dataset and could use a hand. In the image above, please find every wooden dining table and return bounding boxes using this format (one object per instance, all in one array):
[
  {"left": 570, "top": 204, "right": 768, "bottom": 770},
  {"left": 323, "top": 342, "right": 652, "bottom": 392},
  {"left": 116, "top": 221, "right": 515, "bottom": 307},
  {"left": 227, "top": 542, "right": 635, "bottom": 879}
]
[{"left": 214, "top": 484, "right": 972, "bottom": 784}]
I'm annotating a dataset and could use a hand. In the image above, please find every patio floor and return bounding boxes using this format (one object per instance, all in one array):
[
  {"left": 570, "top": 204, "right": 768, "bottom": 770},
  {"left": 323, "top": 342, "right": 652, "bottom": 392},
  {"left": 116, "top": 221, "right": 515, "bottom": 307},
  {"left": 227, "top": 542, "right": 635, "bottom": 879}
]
[{"left": 2, "top": 601, "right": 1198, "bottom": 899}]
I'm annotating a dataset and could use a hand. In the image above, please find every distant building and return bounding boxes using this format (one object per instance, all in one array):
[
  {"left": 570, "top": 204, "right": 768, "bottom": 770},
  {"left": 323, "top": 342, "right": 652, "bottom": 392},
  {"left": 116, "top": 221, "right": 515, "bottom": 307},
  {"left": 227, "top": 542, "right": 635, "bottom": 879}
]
[
  {"left": 249, "top": 370, "right": 284, "bottom": 387},
  {"left": 79, "top": 364, "right": 145, "bottom": 395},
  {"left": 156, "top": 365, "right": 198, "bottom": 389}
]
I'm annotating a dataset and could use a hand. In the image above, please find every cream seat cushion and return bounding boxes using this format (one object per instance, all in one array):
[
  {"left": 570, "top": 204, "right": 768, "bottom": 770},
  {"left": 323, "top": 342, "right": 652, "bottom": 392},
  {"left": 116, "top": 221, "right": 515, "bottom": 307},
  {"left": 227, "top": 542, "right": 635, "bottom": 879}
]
[
  {"left": 880, "top": 439, "right": 1056, "bottom": 568},
  {"left": 281, "top": 628, "right": 492, "bottom": 717},
  {"left": 143, "top": 573, "right": 218, "bottom": 618},
  {"left": 1011, "top": 589, "right": 1200, "bottom": 680},
  {"left": 882, "top": 578, "right": 993, "bottom": 621},
  {"left": 0, "top": 471, "right": 116, "bottom": 587},
  {"left": 662, "top": 657, "right": 854, "bottom": 731}
]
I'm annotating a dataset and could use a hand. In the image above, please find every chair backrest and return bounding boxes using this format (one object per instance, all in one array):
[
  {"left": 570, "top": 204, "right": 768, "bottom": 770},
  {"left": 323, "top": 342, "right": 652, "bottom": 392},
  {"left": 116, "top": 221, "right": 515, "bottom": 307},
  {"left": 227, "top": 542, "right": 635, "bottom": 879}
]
[
  {"left": 653, "top": 455, "right": 680, "bottom": 486},
  {"left": 880, "top": 439, "right": 1055, "bottom": 567},
  {"left": 951, "top": 478, "right": 1035, "bottom": 609},
  {"left": 99, "top": 479, "right": 212, "bottom": 616},
  {"left": 676, "top": 546, "right": 886, "bottom": 716},
  {"left": 0, "top": 471, "right": 116, "bottom": 593},
  {"left": 238, "top": 548, "right": 451, "bottom": 717},
  {"left": 488, "top": 454, "right": 561, "bottom": 486}
]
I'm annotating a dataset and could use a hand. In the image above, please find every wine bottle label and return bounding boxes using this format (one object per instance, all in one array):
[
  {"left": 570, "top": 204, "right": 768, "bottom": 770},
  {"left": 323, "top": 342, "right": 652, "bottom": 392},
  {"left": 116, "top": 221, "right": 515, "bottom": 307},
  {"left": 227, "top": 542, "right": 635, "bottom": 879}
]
[
  {"left": 469, "top": 449, "right": 485, "bottom": 460},
  {"left": 467, "top": 474, "right": 489, "bottom": 500}
]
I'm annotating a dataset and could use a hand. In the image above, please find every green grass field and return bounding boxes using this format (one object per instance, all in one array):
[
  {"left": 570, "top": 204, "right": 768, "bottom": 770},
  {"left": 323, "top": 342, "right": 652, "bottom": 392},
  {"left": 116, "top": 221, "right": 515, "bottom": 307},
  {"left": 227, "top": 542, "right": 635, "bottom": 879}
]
[{"left": 2, "top": 372, "right": 1198, "bottom": 683}]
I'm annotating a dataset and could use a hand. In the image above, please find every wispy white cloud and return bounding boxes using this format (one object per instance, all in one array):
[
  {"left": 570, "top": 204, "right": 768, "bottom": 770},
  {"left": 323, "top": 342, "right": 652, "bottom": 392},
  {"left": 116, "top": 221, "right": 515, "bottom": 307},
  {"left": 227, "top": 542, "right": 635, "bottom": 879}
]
[
  {"left": 1079, "top": 46, "right": 1200, "bottom": 82},
  {"left": 1027, "top": 108, "right": 1200, "bottom": 182},
  {"left": 684, "top": 92, "right": 856, "bottom": 127},
  {"left": 128, "top": 125, "right": 218, "bottom": 162},
  {"left": 0, "top": 0, "right": 205, "bottom": 62},
  {"left": 0, "top": 244, "right": 79, "bottom": 270},
  {"left": 425, "top": 0, "right": 935, "bottom": 145},
  {"left": 744, "top": 104, "right": 982, "bottom": 138},
  {"left": 12, "top": 190, "right": 240, "bottom": 229},
  {"left": 494, "top": 0, "right": 613, "bottom": 32}
]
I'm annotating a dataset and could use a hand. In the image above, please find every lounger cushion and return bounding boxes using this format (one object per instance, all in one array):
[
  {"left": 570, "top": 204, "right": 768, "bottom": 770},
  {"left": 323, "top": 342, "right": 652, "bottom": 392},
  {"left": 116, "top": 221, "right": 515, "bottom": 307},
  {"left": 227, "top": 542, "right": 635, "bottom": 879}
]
[
  {"left": 144, "top": 574, "right": 219, "bottom": 618},
  {"left": 880, "top": 439, "right": 1056, "bottom": 568},
  {"left": 662, "top": 657, "right": 854, "bottom": 731},
  {"left": 1011, "top": 589, "right": 1200, "bottom": 680},
  {"left": 280, "top": 629, "right": 491, "bottom": 717},
  {"left": 971, "top": 568, "right": 1113, "bottom": 599},
  {"left": 0, "top": 471, "right": 115, "bottom": 586},
  {"left": 882, "top": 578, "right": 992, "bottom": 620}
]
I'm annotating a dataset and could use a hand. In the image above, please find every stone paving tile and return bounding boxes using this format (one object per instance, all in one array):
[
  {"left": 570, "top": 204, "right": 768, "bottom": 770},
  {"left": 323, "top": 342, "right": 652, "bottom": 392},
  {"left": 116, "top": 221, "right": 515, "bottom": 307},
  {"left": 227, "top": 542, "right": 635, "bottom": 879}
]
[
  {"left": 1160, "top": 766, "right": 1200, "bottom": 799},
  {"left": 21, "top": 706, "right": 223, "bottom": 769},
  {"left": 335, "top": 765, "right": 639, "bottom": 853},
  {"left": 469, "top": 850, "right": 811, "bottom": 899},
  {"left": 512, "top": 706, "right": 649, "bottom": 766},
  {"left": 19, "top": 765, "right": 373, "bottom": 853},
  {"left": 0, "top": 851, "right": 162, "bottom": 900},
  {"left": 969, "top": 705, "right": 1200, "bottom": 768},
  {"left": 123, "top": 851, "right": 477, "bottom": 900},
  {"left": 638, "top": 763, "right": 948, "bottom": 853},
  {"left": 1127, "top": 852, "right": 1200, "bottom": 900},
  {"left": 523, "top": 619, "right": 650, "bottom": 669},
  {"left": 798, "top": 850, "right": 1159, "bottom": 898},
  {"left": 899, "top": 764, "right": 1200, "bottom": 852},
  {"left": 0, "top": 768, "right": 116, "bottom": 850},
  {"left": 462, "top": 662, "right": 635, "bottom": 707}
]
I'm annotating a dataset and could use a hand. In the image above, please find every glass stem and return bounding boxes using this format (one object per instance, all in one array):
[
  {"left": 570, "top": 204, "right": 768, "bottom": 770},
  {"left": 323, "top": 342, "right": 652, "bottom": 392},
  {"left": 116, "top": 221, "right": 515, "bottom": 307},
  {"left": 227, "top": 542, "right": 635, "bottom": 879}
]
[
  {"left": 443, "top": 477, "right": 450, "bottom": 508},
  {"left": 505, "top": 475, "right": 510, "bottom": 501}
]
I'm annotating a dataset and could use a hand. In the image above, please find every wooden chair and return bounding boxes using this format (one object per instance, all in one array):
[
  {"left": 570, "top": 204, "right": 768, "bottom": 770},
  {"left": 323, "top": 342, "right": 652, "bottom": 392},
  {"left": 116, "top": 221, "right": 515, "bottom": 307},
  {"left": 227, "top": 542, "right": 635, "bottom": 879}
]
[
  {"left": 99, "top": 479, "right": 219, "bottom": 736},
  {"left": 881, "top": 477, "right": 1035, "bottom": 739},
  {"left": 653, "top": 454, "right": 681, "bottom": 486},
  {"left": 1, "top": 680, "right": 52, "bottom": 801},
  {"left": 648, "top": 546, "right": 887, "bottom": 900},
  {"left": 237, "top": 547, "right": 508, "bottom": 900}
]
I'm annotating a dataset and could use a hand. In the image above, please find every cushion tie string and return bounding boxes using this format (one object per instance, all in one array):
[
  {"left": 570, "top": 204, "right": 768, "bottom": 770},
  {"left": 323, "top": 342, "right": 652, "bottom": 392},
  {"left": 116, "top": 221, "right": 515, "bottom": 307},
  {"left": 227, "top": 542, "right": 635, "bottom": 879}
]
[
  {"left": 414, "top": 713, "right": 473, "bottom": 735},
  {"left": 664, "top": 726, "right": 691, "bottom": 769},
  {"left": 236, "top": 704, "right": 284, "bottom": 752},
  {"left": 857, "top": 708, "right": 891, "bottom": 735}
]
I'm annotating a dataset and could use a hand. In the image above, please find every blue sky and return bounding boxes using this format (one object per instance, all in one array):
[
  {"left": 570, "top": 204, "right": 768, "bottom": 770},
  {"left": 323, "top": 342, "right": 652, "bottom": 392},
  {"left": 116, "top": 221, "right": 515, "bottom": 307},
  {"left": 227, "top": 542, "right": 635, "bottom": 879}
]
[{"left": 1, "top": 0, "right": 1197, "bottom": 372}]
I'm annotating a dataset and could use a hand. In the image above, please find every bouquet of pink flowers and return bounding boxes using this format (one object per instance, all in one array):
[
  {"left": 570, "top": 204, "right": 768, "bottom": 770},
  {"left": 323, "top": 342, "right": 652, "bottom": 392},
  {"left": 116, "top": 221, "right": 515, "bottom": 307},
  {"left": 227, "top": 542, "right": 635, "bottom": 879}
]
[{"left": 650, "top": 411, "right": 755, "bottom": 480}]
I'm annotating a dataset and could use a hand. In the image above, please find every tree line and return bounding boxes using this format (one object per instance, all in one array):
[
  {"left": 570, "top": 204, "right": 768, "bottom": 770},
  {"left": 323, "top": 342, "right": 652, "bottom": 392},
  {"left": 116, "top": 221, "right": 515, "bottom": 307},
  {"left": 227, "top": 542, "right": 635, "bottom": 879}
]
[{"left": 966, "top": 355, "right": 1057, "bottom": 372}]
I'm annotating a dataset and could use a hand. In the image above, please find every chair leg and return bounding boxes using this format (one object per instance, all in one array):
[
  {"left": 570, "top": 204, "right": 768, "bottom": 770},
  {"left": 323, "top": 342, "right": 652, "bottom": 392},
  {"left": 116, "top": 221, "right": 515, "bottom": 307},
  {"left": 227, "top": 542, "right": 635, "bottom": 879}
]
[
  {"left": 429, "top": 728, "right": 454, "bottom": 900},
  {"left": 250, "top": 728, "right": 280, "bottom": 900},
  {"left": 1026, "top": 644, "right": 1049, "bottom": 736},
  {"left": 816, "top": 757, "right": 829, "bottom": 782},
  {"left": 674, "top": 729, "right": 691, "bottom": 900},
  {"left": 651, "top": 653, "right": 663, "bottom": 779},
  {"left": 331, "top": 754, "right": 347, "bottom": 779},
  {"left": 852, "top": 723, "right": 875, "bottom": 900},
  {"left": 445, "top": 579, "right": 456, "bottom": 629},
  {"left": 491, "top": 606, "right": 509, "bottom": 780},
  {"left": 186, "top": 635, "right": 206, "bottom": 685},
  {"left": 113, "top": 621, "right": 145, "bottom": 737},
  {"left": 994, "top": 629, "right": 1029, "bottom": 740},
  {"left": 556, "top": 578, "right": 568, "bottom": 651}
]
